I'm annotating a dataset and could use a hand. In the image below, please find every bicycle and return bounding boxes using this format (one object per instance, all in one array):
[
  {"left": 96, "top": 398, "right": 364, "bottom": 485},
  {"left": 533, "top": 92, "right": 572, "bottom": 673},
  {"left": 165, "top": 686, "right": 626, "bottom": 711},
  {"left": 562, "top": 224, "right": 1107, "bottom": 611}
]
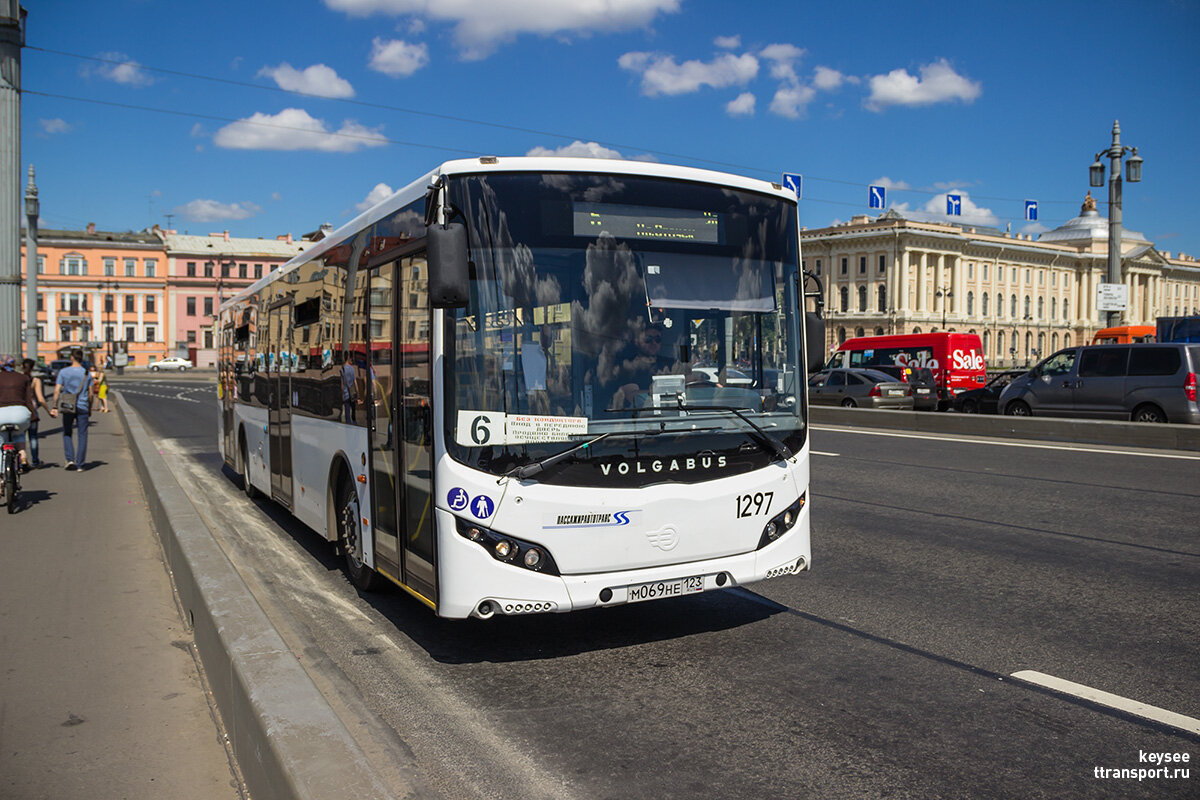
[{"left": 0, "top": 421, "right": 24, "bottom": 513}]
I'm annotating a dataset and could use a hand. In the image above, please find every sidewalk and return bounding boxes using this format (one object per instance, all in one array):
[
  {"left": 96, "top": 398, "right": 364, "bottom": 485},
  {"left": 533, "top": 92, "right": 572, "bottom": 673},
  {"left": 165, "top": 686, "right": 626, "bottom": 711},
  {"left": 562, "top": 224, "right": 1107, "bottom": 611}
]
[{"left": 0, "top": 405, "right": 242, "bottom": 799}]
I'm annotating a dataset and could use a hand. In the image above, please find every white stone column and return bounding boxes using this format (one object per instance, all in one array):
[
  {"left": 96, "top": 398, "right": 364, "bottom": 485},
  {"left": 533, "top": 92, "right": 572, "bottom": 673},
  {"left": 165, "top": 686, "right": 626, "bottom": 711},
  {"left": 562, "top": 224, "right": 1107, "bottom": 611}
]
[
  {"left": 950, "top": 254, "right": 963, "bottom": 314},
  {"left": 898, "top": 249, "right": 910, "bottom": 313},
  {"left": 916, "top": 252, "right": 927, "bottom": 312}
]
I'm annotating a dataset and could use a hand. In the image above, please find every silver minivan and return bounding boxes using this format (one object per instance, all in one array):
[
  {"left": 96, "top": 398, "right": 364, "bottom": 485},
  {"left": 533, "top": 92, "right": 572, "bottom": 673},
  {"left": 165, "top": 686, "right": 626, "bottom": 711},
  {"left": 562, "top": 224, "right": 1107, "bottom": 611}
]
[{"left": 998, "top": 344, "right": 1200, "bottom": 423}]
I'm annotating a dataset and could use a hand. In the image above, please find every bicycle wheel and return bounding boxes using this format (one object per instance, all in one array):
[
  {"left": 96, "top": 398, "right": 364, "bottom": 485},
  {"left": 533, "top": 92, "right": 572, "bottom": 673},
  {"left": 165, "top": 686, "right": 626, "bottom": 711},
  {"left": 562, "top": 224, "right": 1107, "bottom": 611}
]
[{"left": 4, "top": 459, "right": 15, "bottom": 514}]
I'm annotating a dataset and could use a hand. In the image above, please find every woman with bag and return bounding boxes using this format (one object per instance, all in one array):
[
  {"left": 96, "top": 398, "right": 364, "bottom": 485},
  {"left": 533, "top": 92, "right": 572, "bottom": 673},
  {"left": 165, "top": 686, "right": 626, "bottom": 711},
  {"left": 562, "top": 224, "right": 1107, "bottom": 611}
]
[{"left": 50, "top": 349, "right": 93, "bottom": 471}]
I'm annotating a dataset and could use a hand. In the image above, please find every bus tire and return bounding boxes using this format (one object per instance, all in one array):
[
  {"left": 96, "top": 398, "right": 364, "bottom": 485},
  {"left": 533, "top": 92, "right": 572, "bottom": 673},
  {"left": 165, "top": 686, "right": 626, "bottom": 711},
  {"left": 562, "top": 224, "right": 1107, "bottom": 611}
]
[
  {"left": 1004, "top": 399, "right": 1032, "bottom": 417},
  {"left": 336, "top": 476, "right": 383, "bottom": 592},
  {"left": 240, "top": 433, "right": 261, "bottom": 499},
  {"left": 1132, "top": 403, "right": 1167, "bottom": 423}
]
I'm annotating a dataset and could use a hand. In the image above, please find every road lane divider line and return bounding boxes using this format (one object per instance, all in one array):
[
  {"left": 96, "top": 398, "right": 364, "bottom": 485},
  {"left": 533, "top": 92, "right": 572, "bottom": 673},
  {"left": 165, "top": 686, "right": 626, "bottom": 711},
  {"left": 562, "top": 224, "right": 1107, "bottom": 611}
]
[
  {"left": 813, "top": 425, "right": 1200, "bottom": 461},
  {"left": 1010, "top": 670, "right": 1200, "bottom": 736},
  {"left": 811, "top": 450, "right": 840, "bottom": 457}
]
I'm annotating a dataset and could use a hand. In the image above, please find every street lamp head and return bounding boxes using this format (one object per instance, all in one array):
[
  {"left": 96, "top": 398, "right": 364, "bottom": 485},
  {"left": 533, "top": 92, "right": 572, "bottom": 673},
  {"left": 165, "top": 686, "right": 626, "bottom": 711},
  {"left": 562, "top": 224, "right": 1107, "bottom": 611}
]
[
  {"left": 1125, "top": 148, "right": 1143, "bottom": 183},
  {"left": 1089, "top": 159, "right": 1105, "bottom": 187}
]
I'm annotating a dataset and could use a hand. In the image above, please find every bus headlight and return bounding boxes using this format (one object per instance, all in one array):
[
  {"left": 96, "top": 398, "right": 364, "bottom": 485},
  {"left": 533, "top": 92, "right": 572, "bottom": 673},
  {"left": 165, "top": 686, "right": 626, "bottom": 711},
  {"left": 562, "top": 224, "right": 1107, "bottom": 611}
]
[
  {"left": 757, "top": 493, "right": 806, "bottom": 550},
  {"left": 455, "top": 517, "right": 560, "bottom": 575}
]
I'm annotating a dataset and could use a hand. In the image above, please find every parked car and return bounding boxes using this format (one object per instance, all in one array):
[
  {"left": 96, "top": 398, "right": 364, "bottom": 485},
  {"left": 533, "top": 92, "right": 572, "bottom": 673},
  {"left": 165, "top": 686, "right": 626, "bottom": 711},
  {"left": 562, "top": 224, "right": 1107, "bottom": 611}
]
[
  {"left": 808, "top": 368, "right": 914, "bottom": 410},
  {"left": 148, "top": 356, "right": 194, "bottom": 372},
  {"left": 998, "top": 344, "right": 1200, "bottom": 423},
  {"left": 46, "top": 359, "right": 72, "bottom": 381},
  {"left": 873, "top": 364, "right": 938, "bottom": 411},
  {"left": 953, "top": 370, "right": 1027, "bottom": 414}
]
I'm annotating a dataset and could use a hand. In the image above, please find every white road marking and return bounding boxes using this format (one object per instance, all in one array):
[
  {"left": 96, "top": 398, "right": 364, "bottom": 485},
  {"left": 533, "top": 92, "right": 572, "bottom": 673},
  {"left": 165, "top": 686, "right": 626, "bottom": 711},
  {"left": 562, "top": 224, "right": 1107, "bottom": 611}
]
[
  {"left": 811, "top": 451, "right": 840, "bottom": 457},
  {"left": 1010, "top": 670, "right": 1200, "bottom": 735},
  {"left": 813, "top": 425, "right": 1200, "bottom": 461}
]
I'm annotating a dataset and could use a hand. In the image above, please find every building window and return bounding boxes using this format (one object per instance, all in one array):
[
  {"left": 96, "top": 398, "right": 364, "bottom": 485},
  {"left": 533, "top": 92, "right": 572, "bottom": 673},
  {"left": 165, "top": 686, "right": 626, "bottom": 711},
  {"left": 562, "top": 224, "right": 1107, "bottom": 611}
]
[
  {"left": 878, "top": 255, "right": 886, "bottom": 273},
  {"left": 62, "top": 256, "right": 85, "bottom": 275},
  {"left": 857, "top": 285, "right": 867, "bottom": 311},
  {"left": 1063, "top": 298, "right": 1069, "bottom": 320},
  {"left": 145, "top": 259, "right": 157, "bottom": 277},
  {"left": 203, "top": 297, "right": 213, "bottom": 316},
  {"left": 125, "top": 326, "right": 135, "bottom": 342},
  {"left": 968, "top": 262, "right": 974, "bottom": 280},
  {"left": 815, "top": 259, "right": 822, "bottom": 275},
  {"left": 967, "top": 291, "right": 975, "bottom": 315},
  {"left": 36, "top": 255, "right": 45, "bottom": 274},
  {"left": 1038, "top": 270, "right": 1044, "bottom": 285},
  {"left": 104, "top": 257, "right": 115, "bottom": 276},
  {"left": 983, "top": 263, "right": 989, "bottom": 281},
  {"left": 105, "top": 294, "right": 114, "bottom": 313},
  {"left": 221, "top": 263, "right": 231, "bottom": 279},
  {"left": 125, "top": 295, "right": 135, "bottom": 312},
  {"left": 186, "top": 297, "right": 196, "bottom": 316},
  {"left": 877, "top": 285, "right": 886, "bottom": 312},
  {"left": 982, "top": 292, "right": 988, "bottom": 317},
  {"left": 841, "top": 257, "right": 848, "bottom": 275},
  {"left": 145, "top": 325, "right": 156, "bottom": 342},
  {"left": 187, "top": 261, "right": 197, "bottom": 277},
  {"left": 146, "top": 295, "right": 156, "bottom": 313},
  {"left": 839, "top": 286, "right": 848, "bottom": 312},
  {"left": 1023, "top": 296, "right": 1031, "bottom": 319},
  {"left": 238, "top": 263, "right": 247, "bottom": 279},
  {"left": 204, "top": 330, "right": 214, "bottom": 349},
  {"left": 36, "top": 294, "right": 43, "bottom": 312},
  {"left": 254, "top": 264, "right": 263, "bottom": 279},
  {"left": 859, "top": 256, "right": 866, "bottom": 274},
  {"left": 125, "top": 258, "right": 137, "bottom": 277},
  {"left": 187, "top": 330, "right": 196, "bottom": 343},
  {"left": 1012, "top": 267, "right": 1018, "bottom": 283},
  {"left": 204, "top": 262, "right": 214, "bottom": 278},
  {"left": 1011, "top": 295, "right": 1018, "bottom": 318},
  {"left": 104, "top": 325, "right": 113, "bottom": 342},
  {"left": 1037, "top": 297, "right": 1045, "bottom": 319}
]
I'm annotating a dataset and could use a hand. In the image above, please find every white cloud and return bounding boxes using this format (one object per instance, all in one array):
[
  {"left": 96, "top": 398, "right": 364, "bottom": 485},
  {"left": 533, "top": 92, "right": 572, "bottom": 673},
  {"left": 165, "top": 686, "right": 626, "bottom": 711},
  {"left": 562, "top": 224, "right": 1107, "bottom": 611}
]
[
  {"left": 759, "top": 43, "right": 805, "bottom": 82},
  {"left": 526, "top": 140, "right": 624, "bottom": 159},
  {"left": 356, "top": 182, "right": 395, "bottom": 212},
  {"left": 725, "top": 92, "right": 756, "bottom": 117},
  {"left": 865, "top": 58, "right": 981, "bottom": 112},
  {"left": 258, "top": 63, "right": 355, "bottom": 98},
  {"left": 893, "top": 190, "right": 998, "bottom": 227},
  {"left": 175, "top": 199, "right": 263, "bottom": 223},
  {"left": 618, "top": 51, "right": 758, "bottom": 96},
  {"left": 85, "top": 52, "right": 154, "bottom": 87},
  {"left": 326, "top": 0, "right": 680, "bottom": 59},
  {"left": 769, "top": 83, "right": 815, "bottom": 119},
  {"left": 812, "top": 66, "right": 857, "bottom": 92},
  {"left": 1021, "top": 222, "right": 1049, "bottom": 235},
  {"left": 213, "top": 108, "right": 388, "bottom": 152},
  {"left": 39, "top": 118, "right": 71, "bottom": 135},
  {"left": 368, "top": 38, "right": 430, "bottom": 77},
  {"left": 872, "top": 176, "right": 911, "bottom": 191},
  {"left": 714, "top": 35, "right": 741, "bottom": 49}
]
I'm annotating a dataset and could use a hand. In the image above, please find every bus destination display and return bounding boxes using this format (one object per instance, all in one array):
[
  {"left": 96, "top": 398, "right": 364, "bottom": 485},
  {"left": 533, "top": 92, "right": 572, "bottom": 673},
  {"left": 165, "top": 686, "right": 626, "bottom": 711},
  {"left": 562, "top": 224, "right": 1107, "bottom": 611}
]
[{"left": 573, "top": 202, "right": 723, "bottom": 244}]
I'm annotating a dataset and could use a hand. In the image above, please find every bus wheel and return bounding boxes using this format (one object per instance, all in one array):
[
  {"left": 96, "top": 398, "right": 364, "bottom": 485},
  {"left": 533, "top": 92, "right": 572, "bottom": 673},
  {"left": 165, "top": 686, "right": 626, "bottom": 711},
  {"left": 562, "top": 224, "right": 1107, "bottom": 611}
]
[
  {"left": 337, "top": 478, "right": 383, "bottom": 591},
  {"left": 240, "top": 435, "right": 261, "bottom": 499},
  {"left": 1004, "top": 400, "right": 1032, "bottom": 417},
  {"left": 841, "top": 398, "right": 857, "bottom": 408},
  {"left": 1132, "top": 404, "right": 1167, "bottom": 423}
]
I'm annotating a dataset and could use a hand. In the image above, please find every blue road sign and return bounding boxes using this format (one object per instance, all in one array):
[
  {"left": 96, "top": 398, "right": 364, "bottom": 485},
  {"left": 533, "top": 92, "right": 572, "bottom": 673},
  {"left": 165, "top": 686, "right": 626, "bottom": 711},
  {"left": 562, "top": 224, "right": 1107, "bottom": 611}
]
[
  {"left": 868, "top": 185, "right": 886, "bottom": 210},
  {"left": 782, "top": 173, "right": 802, "bottom": 198},
  {"left": 447, "top": 487, "right": 470, "bottom": 512},
  {"left": 1024, "top": 200, "right": 1038, "bottom": 221},
  {"left": 946, "top": 194, "right": 963, "bottom": 216}
]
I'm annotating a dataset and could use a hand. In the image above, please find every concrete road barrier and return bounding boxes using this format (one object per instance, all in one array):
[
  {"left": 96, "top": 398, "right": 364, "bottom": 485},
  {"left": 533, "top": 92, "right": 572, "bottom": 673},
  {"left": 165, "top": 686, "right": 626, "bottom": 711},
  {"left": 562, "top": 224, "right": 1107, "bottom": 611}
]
[
  {"left": 116, "top": 399, "right": 407, "bottom": 800},
  {"left": 810, "top": 406, "right": 1200, "bottom": 451}
]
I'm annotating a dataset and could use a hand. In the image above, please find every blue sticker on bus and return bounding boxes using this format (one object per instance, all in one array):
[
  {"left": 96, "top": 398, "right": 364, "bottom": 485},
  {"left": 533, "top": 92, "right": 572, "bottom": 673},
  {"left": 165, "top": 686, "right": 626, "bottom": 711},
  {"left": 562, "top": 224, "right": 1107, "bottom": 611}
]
[
  {"left": 471, "top": 495, "right": 495, "bottom": 519},
  {"left": 447, "top": 487, "right": 470, "bottom": 512}
]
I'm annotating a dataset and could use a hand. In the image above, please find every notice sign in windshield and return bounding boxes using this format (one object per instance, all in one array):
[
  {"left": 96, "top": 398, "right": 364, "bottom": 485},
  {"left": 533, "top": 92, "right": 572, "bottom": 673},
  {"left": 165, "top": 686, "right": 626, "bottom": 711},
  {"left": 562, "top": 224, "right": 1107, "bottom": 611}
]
[{"left": 456, "top": 410, "right": 589, "bottom": 447}]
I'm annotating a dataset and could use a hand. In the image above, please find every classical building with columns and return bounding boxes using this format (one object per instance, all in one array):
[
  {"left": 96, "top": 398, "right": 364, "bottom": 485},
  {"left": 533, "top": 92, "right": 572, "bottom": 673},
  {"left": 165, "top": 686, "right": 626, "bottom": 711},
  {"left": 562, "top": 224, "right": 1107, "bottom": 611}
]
[{"left": 801, "top": 193, "right": 1200, "bottom": 368}]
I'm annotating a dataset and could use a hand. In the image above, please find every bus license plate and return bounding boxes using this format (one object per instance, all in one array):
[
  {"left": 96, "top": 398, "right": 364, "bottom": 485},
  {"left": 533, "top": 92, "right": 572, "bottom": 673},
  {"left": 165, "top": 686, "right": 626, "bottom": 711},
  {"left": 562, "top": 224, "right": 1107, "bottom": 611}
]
[{"left": 627, "top": 575, "right": 704, "bottom": 603}]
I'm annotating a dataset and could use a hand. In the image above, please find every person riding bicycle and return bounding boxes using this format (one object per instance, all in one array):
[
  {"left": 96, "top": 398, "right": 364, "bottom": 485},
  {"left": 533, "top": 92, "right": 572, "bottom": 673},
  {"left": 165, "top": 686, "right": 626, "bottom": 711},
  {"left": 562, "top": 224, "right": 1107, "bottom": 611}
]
[{"left": 0, "top": 355, "right": 34, "bottom": 471}]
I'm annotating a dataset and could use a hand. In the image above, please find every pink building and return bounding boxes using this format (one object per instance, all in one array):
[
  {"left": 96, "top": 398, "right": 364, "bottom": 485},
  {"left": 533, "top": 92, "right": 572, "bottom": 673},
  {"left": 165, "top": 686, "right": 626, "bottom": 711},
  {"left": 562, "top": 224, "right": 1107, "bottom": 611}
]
[{"left": 161, "top": 230, "right": 312, "bottom": 367}]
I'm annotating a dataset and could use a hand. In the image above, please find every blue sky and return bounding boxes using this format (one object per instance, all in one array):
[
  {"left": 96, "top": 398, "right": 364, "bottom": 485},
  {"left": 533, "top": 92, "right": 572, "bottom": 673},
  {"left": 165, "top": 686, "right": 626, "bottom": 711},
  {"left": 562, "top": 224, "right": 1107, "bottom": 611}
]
[{"left": 23, "top": 0, "right": 1200, "bottom": 257}]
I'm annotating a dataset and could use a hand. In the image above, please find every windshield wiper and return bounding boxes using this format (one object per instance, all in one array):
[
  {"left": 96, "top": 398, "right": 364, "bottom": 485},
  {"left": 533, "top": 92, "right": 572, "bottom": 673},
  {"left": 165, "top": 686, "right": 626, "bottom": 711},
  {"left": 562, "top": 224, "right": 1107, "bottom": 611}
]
[
  {"left": 674, "top": 399, "right": 792, "bottom": 461},
  {"left": 506, "top": 432, "right": 615, "bottom": 480}
]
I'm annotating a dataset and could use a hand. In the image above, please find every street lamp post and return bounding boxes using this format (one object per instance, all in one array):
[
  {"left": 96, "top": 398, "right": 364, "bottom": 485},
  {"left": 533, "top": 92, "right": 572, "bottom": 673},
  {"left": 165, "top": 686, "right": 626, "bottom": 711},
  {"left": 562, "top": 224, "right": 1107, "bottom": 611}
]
[
  {"left": 97, "top": 279, "right": 120, "bottom": 369},
  {"left": 23, "top": 165, "right": 38, "bottom": 361},
  {"left": 935, "top": 286, "right": 952, "bottom": 330},
  {"left": 1090, "top": 120, "right": 1143, "bottom": 329}
]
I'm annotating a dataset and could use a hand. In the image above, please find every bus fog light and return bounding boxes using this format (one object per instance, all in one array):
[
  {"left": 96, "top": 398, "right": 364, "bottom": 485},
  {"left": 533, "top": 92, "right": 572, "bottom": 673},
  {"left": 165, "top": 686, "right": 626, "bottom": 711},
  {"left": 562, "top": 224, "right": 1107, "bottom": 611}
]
[
  {"left": 764, "top": 520, "right": 779, "bottom": 541},
  {"left": 523, "top": 548, "right": 543, "bottom": 569},
  {"left": 466, "top": 526, "right": 485, "bottom": 542},
  {"left": 494, "top": 540, "right": 515, "bottom": 559}
]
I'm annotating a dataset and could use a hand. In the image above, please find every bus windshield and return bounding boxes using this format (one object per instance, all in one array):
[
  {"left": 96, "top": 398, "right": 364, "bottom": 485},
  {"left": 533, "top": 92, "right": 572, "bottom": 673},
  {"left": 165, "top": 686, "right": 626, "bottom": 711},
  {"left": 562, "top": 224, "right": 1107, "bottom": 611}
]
[{"left": 445, "top": 171, "right": 804, "bottom": 485}]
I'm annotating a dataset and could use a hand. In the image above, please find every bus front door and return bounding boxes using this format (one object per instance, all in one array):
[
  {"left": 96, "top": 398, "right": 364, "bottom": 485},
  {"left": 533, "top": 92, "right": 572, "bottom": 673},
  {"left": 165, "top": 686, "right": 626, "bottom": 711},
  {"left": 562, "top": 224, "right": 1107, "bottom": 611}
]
[{"left": 268, "top": 301, "right": 294, "bottom": 507}]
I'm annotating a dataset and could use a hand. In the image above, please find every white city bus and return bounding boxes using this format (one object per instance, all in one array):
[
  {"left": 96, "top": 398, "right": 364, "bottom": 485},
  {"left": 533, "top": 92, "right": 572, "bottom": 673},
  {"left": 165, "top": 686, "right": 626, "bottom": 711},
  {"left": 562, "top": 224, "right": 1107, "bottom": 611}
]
[{"left": 217, "top": 157, "right": 825, "bottom": 619}]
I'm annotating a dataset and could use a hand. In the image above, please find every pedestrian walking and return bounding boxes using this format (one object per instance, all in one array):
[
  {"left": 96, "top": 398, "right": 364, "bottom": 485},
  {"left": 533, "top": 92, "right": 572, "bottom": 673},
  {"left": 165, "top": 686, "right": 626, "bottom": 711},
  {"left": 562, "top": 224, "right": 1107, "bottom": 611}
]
[
  {"left": 92, "top": 362, "right": 110, "bottom": 413},
  {"left": 21, "top": 358, "right": 51, "bottom": 468},
  {"left": 50, "top": 349, "right": 94, "bottom": 471}
]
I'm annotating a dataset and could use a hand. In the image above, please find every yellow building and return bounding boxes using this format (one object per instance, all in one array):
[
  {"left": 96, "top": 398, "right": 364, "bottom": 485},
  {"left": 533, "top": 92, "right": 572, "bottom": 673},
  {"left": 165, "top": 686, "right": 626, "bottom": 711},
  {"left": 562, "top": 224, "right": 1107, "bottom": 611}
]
[{"left": 801, "top": 193, "right": 1200, "bottom": 367}]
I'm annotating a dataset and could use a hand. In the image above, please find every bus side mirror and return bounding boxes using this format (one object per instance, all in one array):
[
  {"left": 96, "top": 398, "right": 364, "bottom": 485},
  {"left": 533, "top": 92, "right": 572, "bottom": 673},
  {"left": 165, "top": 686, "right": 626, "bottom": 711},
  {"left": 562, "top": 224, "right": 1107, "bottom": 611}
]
[
  {"left": 428, "top": 221, "right": 470, "bottom": 308},
  {"left": 805, "top": 312, "right": 825, "bottom": 374}
]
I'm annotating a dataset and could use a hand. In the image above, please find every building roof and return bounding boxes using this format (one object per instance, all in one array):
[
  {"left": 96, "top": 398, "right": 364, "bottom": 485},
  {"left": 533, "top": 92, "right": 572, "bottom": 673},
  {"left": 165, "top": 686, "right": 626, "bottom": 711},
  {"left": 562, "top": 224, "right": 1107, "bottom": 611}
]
[
  {"left": 34, "top": 228, "right": 162, "bottom": 247},
  {"left": 1037, "top": 191, "right": 1148, "bottom": 245},
  {"left": 163, "top": 232, "right": 311, "bottom": 259}
]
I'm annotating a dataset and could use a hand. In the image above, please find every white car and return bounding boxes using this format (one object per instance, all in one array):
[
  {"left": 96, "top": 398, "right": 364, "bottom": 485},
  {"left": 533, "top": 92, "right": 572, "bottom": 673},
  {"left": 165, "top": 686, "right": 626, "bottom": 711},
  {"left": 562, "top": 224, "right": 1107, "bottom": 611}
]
[
  {"left": 688, "top": 366, "right": 754, "bottom": 387},
  {"left": 148, "top": 356, "right": 193, "bottom": 372}
]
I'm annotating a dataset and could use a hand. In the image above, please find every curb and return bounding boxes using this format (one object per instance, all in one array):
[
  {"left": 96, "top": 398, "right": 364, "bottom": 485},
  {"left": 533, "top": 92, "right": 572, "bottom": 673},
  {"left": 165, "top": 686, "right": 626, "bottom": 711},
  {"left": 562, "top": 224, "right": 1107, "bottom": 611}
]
[{"left": 115, "top": 395, "right": 398, "bottom": 800}]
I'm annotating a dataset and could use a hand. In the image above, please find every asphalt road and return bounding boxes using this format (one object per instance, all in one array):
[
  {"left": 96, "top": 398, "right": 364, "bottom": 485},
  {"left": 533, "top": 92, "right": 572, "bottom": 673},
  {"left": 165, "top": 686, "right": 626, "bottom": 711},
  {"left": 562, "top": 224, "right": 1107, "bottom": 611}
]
[{"left": 115, "top": 376, "right": 1200, "bottom": 799}]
